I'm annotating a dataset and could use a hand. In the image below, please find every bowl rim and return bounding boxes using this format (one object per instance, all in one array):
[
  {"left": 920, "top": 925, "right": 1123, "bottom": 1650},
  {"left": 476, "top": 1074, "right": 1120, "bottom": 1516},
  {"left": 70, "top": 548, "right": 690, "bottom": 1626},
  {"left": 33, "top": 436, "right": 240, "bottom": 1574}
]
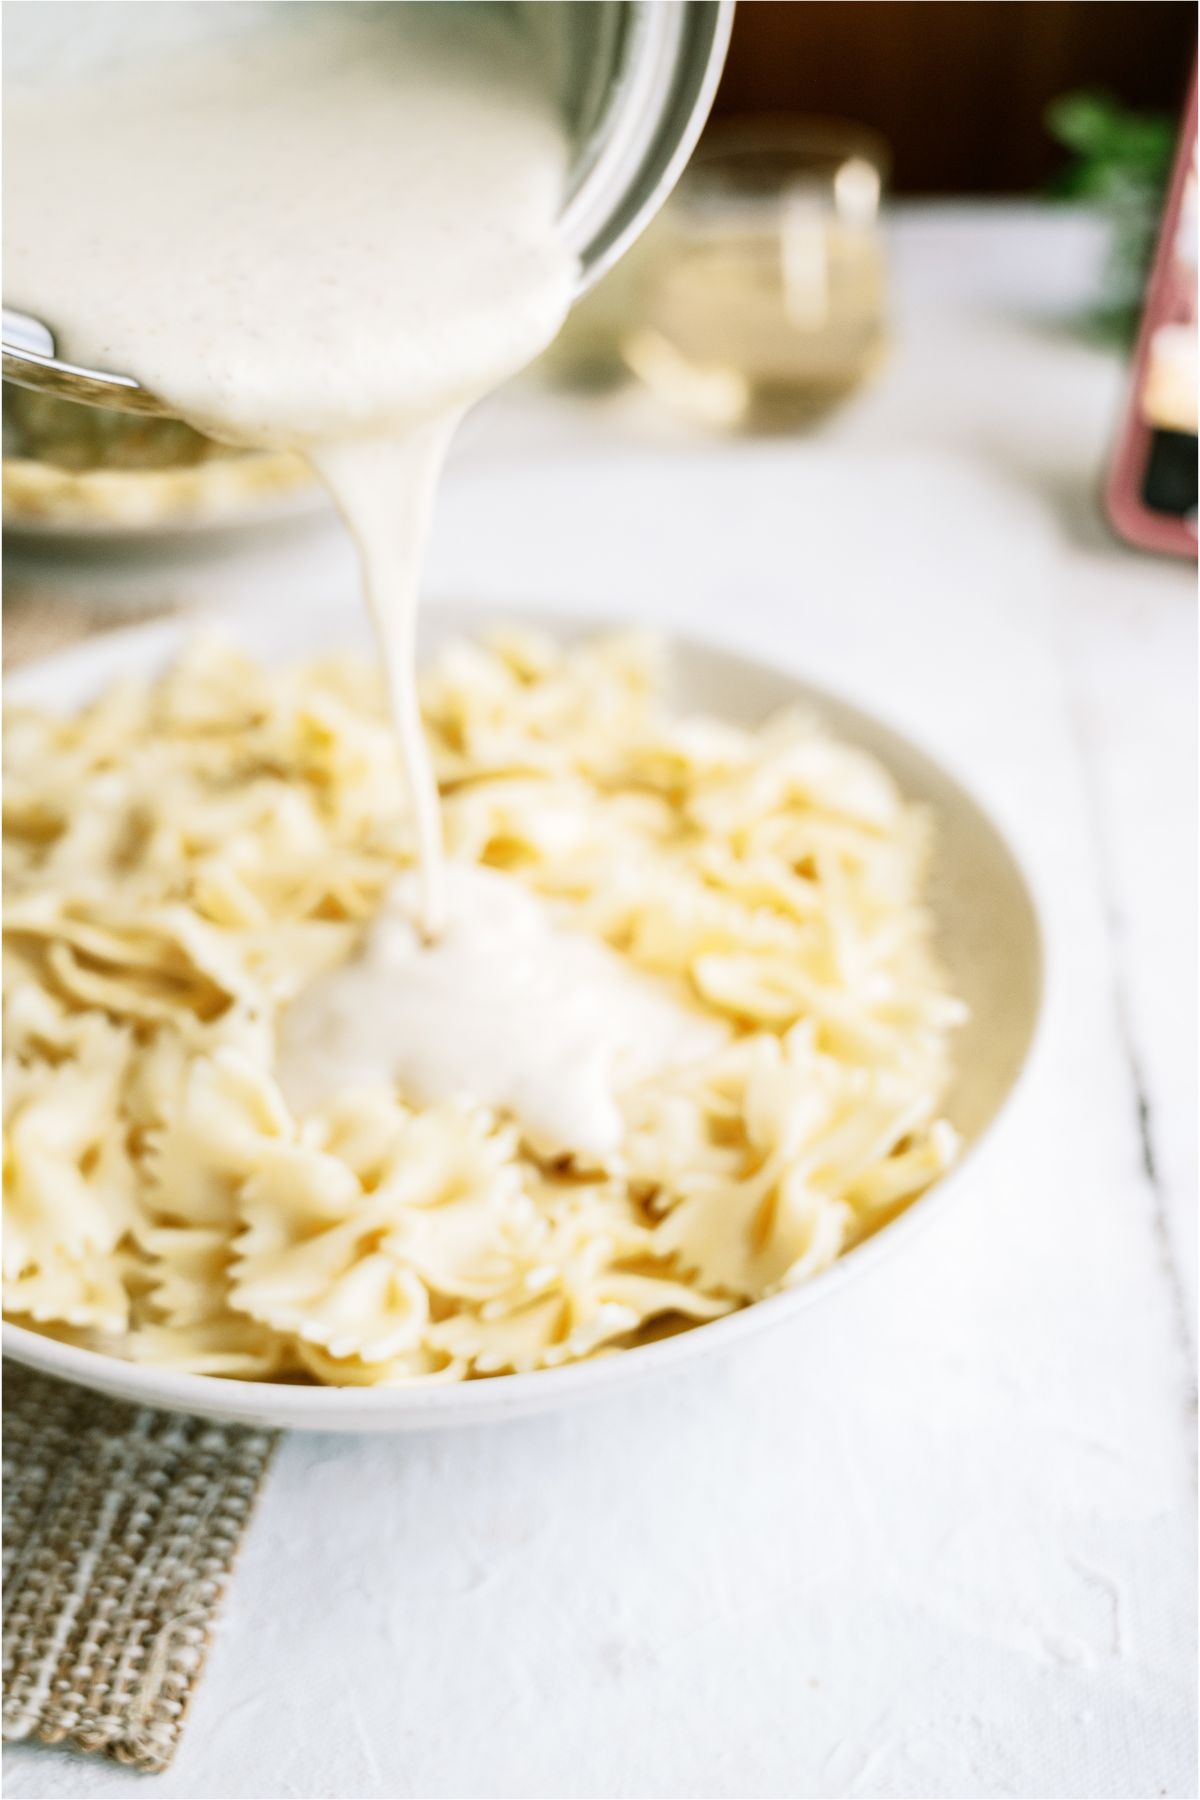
[{"left": 2, "top": 601, "right": 1045, "bottom": 1429}]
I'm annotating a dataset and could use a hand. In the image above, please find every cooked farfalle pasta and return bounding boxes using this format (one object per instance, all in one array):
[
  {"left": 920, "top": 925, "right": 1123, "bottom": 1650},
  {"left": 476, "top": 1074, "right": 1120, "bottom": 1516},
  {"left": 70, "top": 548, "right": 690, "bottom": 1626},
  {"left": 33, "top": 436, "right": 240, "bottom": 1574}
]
[{"left": 3, "top": 629, "right": 965, "bottom": 1383}]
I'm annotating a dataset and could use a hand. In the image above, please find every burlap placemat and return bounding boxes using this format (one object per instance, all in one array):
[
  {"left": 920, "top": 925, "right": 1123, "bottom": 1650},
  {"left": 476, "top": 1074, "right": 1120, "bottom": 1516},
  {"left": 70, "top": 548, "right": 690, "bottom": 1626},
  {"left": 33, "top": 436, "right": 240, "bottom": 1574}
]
[{"left": 3, "top": 1363, "right": 277, "bottom": 1773}]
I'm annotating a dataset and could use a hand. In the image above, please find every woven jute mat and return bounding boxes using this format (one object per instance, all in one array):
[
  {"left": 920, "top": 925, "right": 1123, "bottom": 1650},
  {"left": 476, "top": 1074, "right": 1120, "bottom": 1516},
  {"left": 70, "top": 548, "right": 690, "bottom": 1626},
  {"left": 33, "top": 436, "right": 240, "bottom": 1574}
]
[{"left": 2, "top": 1363, "right": 277, "bottom": 1773}]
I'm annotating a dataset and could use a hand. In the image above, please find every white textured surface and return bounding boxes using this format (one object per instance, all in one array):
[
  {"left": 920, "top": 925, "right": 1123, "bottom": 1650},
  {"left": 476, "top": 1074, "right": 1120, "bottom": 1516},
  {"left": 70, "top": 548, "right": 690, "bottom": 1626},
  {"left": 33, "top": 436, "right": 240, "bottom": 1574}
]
[{"left": 4, "top": 208, "right": 1195, "bottom": 1799}]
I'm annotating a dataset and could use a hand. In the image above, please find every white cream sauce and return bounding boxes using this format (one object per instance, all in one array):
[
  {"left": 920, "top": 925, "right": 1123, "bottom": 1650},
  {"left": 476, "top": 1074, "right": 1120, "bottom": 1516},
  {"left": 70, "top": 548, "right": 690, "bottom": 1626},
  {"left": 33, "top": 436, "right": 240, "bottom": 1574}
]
[
  {"left": 4, "top": 2, "right": 716, "bottom": 1156},
  {"left": 277, "top": 868, "right": 726, "bottom": 1159}
]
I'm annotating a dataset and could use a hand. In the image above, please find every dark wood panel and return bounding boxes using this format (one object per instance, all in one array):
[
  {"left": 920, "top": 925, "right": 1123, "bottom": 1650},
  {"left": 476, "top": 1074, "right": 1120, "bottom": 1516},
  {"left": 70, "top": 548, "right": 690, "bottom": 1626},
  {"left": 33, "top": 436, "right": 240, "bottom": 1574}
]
[{"left": 709, "top": 2, "right": 1196, "bottom": 193}]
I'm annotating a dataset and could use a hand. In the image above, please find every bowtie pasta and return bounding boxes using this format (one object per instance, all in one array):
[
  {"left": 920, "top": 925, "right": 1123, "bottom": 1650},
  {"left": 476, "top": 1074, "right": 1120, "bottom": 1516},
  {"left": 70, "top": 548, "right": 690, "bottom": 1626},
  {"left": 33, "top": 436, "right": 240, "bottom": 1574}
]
[{"left": 3, "top": 628, "right": 965, "bottom": 1384}]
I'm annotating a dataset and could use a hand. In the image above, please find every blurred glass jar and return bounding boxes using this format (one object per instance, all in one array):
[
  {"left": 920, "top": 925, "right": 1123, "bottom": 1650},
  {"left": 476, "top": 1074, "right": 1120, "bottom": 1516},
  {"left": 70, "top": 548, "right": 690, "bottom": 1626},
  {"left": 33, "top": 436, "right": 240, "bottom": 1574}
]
[
  {"left": 620, "top": 119, "right": 891, "bottom": 430},
  {"left": 2, "top": 384, "right": 317, "bottom": 536}
]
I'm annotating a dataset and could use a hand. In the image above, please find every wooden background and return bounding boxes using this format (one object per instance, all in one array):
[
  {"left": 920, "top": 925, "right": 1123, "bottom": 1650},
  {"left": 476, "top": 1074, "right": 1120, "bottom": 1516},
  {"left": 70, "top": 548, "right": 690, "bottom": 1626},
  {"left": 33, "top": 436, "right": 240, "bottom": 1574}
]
[{"left": 709, "top": 1, "right": 1196, "bottom": 193}]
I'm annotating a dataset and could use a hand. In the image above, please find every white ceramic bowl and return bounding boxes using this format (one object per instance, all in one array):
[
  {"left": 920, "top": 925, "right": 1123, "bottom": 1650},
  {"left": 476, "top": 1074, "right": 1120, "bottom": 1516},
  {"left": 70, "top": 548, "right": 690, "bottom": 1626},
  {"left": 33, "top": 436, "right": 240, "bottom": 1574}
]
[{"left": 3, "top": 602, "right": 1043, "bottom": 1430}]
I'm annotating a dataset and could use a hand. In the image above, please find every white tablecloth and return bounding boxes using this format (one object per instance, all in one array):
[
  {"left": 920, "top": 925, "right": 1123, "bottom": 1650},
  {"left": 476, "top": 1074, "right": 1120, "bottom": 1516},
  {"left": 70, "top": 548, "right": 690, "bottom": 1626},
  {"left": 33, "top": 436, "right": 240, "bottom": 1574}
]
[{"left": 5, "top": 206, "right": 1195, "bottom": 1800}]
